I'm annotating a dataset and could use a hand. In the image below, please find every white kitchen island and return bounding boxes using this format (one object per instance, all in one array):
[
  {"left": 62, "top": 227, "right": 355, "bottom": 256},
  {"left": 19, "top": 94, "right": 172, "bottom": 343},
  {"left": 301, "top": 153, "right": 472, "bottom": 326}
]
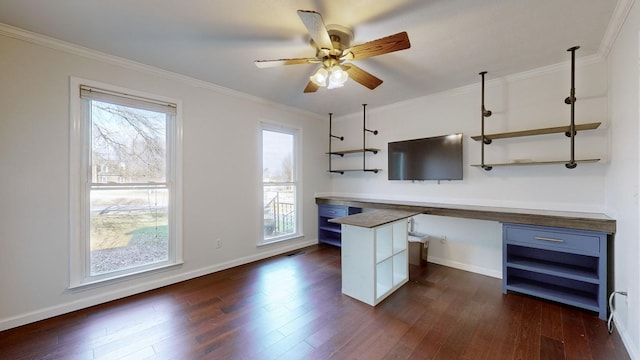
[{"left": 330, "top": 209, "right": 420, "bottom": 306}]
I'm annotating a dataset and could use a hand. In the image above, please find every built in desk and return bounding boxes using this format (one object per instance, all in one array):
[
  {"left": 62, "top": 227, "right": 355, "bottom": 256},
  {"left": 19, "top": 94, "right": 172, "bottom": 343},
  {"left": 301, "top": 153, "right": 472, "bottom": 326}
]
[
  {"left": 317, "top": 196, "right": 615, "bottom": 318},
  {"left": 316, "top": 196, "right": 615, "bottom": 233}
]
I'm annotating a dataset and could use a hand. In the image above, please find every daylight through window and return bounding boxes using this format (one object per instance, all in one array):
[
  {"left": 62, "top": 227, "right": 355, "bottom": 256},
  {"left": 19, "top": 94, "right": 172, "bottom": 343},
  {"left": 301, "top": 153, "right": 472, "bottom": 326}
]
[
  {"left": 261, "top": 124, "right": 300, "bottom": 244},
  {"left": 70, "top": 81, "right": 182, "bottom": 286}
]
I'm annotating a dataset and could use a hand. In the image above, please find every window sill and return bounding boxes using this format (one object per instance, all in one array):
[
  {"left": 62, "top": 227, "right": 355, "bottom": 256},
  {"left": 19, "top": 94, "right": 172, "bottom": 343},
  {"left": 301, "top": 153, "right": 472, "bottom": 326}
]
[
  {"left": 68, "top": 261, "right": 184, "bottom": 292},
  {"left": 258, "top": 233, "right": 304, "bottom": 247}
]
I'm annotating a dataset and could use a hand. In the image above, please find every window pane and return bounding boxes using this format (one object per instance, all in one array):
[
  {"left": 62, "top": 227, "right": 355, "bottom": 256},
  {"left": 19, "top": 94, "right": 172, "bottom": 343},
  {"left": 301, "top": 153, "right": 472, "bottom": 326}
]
[
  {"left": 90, "top": 188, "right": 168, "bottom": 275},
  {"left": 91, "top": 100, "right": 166, "bottom": 184},
  {"left": 262, "top": 130, "right": 293, "bottom": 182},
  {"left": 263, "top": 185, "right": 296, "bottom": 239},
  {"left": 70, "top": 79, "right": 180, "bottom": 288}
]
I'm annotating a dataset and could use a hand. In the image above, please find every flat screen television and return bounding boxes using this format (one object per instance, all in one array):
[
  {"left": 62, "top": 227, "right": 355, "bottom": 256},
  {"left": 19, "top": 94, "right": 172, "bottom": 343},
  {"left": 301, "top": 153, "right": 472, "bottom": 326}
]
[{"left": 388, "top": 133, "right": 463, "bottom": 181}]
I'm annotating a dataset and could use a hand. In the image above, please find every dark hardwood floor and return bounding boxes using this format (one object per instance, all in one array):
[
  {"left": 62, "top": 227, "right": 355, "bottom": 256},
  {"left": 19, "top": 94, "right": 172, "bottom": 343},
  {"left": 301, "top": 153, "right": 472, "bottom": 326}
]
[{"left": 0, "top": 244, "right": 630, "bottom": 360}]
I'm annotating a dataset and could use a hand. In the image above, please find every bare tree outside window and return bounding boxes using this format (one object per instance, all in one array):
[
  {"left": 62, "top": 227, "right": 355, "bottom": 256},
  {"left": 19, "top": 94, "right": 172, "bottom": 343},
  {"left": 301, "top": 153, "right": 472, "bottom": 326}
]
[
  {"left": 89, "top": 101, "right": 169, "bottom": 275},
  {"left": 91, "top": 102, "right": 166, "bottom": 183}
]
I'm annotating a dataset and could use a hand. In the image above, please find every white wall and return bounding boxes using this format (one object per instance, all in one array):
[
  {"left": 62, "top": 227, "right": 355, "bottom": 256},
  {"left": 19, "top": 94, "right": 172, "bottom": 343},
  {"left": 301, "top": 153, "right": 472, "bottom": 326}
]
[
  {"left": 606, "top": 1, "right": 640, "bottom": 358},
  {"left": 0, "top": 27, "right": 330, "bottom": 330},
  {"left": 328, "top": 58, "right": 609, "bottom": 278}
]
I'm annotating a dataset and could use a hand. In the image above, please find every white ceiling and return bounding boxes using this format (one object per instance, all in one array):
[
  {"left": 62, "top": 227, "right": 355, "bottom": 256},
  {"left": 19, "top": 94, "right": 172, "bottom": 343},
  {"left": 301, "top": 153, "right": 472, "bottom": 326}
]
[{"left": 0, "top": 0, "right": 622, "bottom": 116}]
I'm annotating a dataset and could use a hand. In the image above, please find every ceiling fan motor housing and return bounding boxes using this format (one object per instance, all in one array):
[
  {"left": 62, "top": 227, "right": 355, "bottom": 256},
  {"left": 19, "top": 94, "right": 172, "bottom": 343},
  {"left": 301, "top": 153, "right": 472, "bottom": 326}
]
[
  {"left": 327, "top": 24, "right": 353, "bottom": 49},
  {"left": 312, "top": 24, "right": 353, "bottom": 56}
]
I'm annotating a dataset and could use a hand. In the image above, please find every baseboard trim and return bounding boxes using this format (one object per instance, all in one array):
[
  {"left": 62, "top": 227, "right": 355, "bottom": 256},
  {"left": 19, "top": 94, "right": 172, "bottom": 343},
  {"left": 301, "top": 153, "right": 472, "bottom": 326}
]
[
  {"left": 0, "top": 239, "right": 317, "bottom": 331},
  {"left": 427, "top": 255, "right": 502, "bottom": 279},
  {"left": 613, "top": 319, "right": 638, "bottom": 360}
]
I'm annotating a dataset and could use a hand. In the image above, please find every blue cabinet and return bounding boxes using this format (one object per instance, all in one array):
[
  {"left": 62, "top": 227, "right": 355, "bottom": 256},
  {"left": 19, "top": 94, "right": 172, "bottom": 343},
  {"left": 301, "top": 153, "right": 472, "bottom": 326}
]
[
  {"left": 502, "top": 223, "right": 608, "bottom": 319},
  {"left": 318, "top": 204, "right": 361, "bottom": 247}
]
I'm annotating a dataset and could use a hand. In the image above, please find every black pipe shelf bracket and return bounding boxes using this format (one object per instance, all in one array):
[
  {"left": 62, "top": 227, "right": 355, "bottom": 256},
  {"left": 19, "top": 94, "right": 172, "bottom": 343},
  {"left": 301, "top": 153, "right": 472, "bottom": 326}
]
[
  {"left": 471, "top": 46, "right": 600, "bottom": 169},
  {"left": 361, "top": 104, "right": 380, "bottom": 173},
  {"left": 326, "top": 104, "right": 381, "bottom": 174},
  {"left": 565, "top": 46, "right": 579, "bottom": 169},
  {"left": 479, "top": 71, "right": 493, "bottom": 171},
  {"left": 327, "top": 112, "right": 344, "bottom": 174}
]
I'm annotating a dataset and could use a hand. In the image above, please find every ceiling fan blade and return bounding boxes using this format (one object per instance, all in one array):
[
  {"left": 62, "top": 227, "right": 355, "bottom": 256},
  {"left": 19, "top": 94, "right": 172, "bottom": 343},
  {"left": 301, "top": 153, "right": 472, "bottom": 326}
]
[
  {"left": 297, "top": 10, "right": 334, "bottom": 51},
  {"left": 303, "top": 81, "right": 320, "bottom": 93},
  {"left": 344, "top": 64, "right": 383, "bottom": 90},
  {"left": 255, "top": 58, "right": 319, "bottom": 68},
  {"left": 345, "top": 31, "right": 410, "bottom": 61}
]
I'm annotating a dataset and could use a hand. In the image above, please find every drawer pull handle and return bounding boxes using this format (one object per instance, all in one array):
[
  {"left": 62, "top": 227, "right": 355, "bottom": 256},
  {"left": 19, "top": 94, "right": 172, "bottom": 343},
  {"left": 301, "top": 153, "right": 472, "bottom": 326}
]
[{"left": 534, "top": 236, "right": 564, "bottom": 243}]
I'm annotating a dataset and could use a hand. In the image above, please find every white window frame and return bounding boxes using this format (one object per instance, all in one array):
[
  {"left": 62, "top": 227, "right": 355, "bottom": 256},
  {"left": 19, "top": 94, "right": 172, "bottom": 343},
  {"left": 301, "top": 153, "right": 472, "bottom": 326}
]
[
  {"left": 259, "top": 122, "right": 303, "bottom": 245},
  {"left": 69, "top": 77, "right": 183, "bottom": 288}
]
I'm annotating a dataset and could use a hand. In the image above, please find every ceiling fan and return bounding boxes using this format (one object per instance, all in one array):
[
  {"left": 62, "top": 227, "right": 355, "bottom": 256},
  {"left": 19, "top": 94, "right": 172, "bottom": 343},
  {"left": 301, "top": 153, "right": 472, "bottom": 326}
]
[{"left": 254, "top": 10, "right": 411, "bottom": 93}]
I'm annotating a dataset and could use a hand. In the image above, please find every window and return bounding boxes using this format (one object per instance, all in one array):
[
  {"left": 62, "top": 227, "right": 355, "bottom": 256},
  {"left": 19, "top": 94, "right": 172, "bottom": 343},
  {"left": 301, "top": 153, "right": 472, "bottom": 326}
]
[
  {"left": 261, "top": 123, "right": 301, "bottom": 244},
  {"left": 70, "top": 78, "right": 182, "bottom": 287}
]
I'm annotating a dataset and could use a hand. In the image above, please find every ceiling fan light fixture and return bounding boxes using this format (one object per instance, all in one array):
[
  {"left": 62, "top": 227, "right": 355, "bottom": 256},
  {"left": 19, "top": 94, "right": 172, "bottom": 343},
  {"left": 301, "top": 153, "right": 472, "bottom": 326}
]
[
  {"left": 327, "top": 65, "right": 349, "bottom": 89},
  {"left": 310, "top": 67, "right": 329, "bottom": 87},
  {"left": 256, "top": 11, "right": 411, "bottom": 93}
]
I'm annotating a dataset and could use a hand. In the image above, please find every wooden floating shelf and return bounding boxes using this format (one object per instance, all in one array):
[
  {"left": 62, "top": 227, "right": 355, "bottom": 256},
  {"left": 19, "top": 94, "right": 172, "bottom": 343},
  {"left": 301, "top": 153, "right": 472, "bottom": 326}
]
[
  {"left": 471, "top": 122, "right": 601, "bottom": 141},
  {"left": 327, "top": 148, "right": 380, "bottom": 156},
  {"left": 470, "top": 159, "right": 600, "bottom": 167}
]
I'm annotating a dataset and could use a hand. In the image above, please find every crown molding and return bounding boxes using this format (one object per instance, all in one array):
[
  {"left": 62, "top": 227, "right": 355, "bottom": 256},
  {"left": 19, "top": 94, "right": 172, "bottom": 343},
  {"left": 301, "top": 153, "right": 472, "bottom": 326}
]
[
  {"left": 503, "top": 53, "right": 604, "bottom": 83},
  {"left": 0, "top": 22, "right": 324, "bottom": 121},
  {"left": 599, "top": 0, "right": 636, "bottom": 58},
  {"left": 356, "top": 52, "right": 605, "bottom": 119}
]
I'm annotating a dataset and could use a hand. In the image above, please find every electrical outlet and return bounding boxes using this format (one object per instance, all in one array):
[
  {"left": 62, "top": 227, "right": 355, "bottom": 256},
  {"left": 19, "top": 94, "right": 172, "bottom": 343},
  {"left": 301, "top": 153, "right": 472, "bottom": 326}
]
[
  {"left": 216, "top": 239, "right": 222, "bottom": 249},
  {"left": 440, "top": 235, "right": 447, "bottom": 244}
]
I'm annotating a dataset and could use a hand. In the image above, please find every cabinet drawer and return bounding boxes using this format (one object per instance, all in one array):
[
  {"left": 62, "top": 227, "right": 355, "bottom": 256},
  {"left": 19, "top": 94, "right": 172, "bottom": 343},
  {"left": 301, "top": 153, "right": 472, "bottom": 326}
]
[
  {"left": 319, "top": 205, "right": 348, "bottom": 218},
  {"left": 504, "top": 225, "right": 601, "bottom": 254}
]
